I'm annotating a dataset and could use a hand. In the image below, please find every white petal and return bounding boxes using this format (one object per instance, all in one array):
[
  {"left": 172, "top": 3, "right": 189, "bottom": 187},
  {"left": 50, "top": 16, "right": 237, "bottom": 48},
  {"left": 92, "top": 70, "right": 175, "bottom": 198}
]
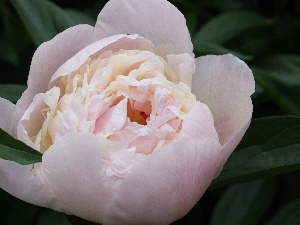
[
  {"left": 167, "top": 53, "right": 195, "bottom": 86},
  {"left": 49, "top": 34, "right": 154, "bottom": 87},
  {"left": 94, "top": 0, "right": 193, "bottom": 55},
  {"left": 0, "top": 159, "right": 60, "bottom": 210},
  {"left": 179, "top": 101, "right": 219, "bottom": 141},
  {"left": 17, "top": 93, "right": 46, "bottom": 149},
  {"left": 94, "top": 98, "right": 128, "bottom": 134},
  {"left": 15, "top": 25, "right": 95, "bottom": 130},
  {"left": 0, "top": 97, "right": 16, "bottom": 137},
  {"left": 103, "top": 139, "right": 222, "bottom": 225},
  {"left": 192, "top": 54, "right": 254, "bottom": 146},
  {"left": 39, "top": 133, "right": 116, "bottom": 224}
]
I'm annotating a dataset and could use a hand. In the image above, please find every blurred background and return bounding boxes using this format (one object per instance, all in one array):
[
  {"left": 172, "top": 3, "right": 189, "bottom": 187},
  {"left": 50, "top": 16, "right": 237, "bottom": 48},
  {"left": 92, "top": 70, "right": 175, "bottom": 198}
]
[{"left": 0, "top": 0, "right": 300, "bottom": 224}]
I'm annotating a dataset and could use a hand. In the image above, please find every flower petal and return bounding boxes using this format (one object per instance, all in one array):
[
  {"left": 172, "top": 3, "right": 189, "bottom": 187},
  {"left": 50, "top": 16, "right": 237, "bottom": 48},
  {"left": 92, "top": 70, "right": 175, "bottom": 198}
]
[
  {"left": 167, "top": 53, "right": 195, "bottom": 86},
  {"left": 192, "top": 54, "right": 254, "bottom": 146},
  {"left": 49, "top": 34, "right": 154, "bottom": 87},
  {"left": 94, "top": 0, "right": 193, "bottom": 55},
  {"left": 94, "top": 98, "right": 128, "bottom": 134},
  {"left": 17, "top": 93, "right": 47, "bottom": 149},
  {"left": 15, "top": 25, "right": 95, "bottom": 129},
  {"left": 39, "top": 133, "right": 116, "bottom": 224},
  {"left": 0, "top": 159, "right": 60, "bottom": 210},
  {"left": 179, "top": 101, "right": 219, "bottom": 142},
  {"left": 103, "top": 139, "right": 222, "bottom": 225},
  {"left": 0, "top": 97, "right": 16, "bottom": 137}
]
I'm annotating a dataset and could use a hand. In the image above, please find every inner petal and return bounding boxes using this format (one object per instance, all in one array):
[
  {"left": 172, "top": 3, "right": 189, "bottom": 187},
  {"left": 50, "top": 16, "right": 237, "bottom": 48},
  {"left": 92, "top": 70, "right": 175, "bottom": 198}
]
[{"left": 19, "top": 48, "right": 198, "bottom": 166}]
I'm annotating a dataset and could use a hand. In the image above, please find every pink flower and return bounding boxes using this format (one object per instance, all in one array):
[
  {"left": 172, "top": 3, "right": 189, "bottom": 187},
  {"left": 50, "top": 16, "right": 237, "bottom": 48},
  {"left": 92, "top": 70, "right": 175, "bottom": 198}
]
[{"left": 0, "top": 0, "right": 254, "bottom": 224}]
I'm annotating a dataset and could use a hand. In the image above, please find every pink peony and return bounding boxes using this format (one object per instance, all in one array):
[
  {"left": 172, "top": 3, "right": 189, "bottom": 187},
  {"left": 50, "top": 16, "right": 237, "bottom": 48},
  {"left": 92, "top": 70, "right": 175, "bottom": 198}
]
[{"left": 0, "top": 0, "right": 254, "bottom": 224}]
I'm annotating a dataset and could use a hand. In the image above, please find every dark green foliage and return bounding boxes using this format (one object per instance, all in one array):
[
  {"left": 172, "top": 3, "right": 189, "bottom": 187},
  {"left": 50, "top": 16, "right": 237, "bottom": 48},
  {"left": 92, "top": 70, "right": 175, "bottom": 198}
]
[{"left": 0, "top": 128, "right": 42, "bottom": 165}]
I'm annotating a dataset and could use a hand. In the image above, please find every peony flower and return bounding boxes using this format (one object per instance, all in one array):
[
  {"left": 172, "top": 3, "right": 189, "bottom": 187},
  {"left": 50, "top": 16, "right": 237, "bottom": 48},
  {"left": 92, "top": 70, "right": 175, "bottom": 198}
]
[{"left": 0, "top": 0, "right": 254, "bottom": 224}]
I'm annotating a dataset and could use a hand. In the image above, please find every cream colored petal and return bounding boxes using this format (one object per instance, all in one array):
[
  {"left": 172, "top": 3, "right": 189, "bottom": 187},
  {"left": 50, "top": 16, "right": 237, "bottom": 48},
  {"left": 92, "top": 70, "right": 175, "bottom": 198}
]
[{"left": 167, "top": 53, "right": 195, "bottom": 86}]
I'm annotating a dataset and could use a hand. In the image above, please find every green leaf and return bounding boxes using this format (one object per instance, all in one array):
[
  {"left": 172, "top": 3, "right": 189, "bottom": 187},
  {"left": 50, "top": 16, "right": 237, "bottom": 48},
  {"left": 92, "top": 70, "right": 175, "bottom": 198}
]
[
  {"left": 259, "top": 55, "right": 300, "bottom": 79},
  {"left": 209, "top": 116, "right": 300, "bottom": 190},
  {"left": 236, "top": 116, "right": 300, "bottom": 150},
  {"left": 0, "top": 189, "right": 19, "bottom": 222},
  {"left": 0, "top": 6, "right": 24, "bottom": 65},
  {"left": 210, "top": 0, "right": 253, "bottom": 12},
  {"left": 10, "top": 0, "right": 94, "bottom": 46},
  {"left": 268, "top": 18, "right": 300, "bottom": 54},
  {"left": 66, "top": 9, "right": 94, "bottom": 26},
  {"left": 193, "top": 11, "right": 271, "bottom": 45},
  {"left": 238, "top": 37, "right": 269, "bottom": 56},
  {"left": 193, "top": 41, "right": 253, "bottom": 61},
  {"left": 37, "top": 209, "right": 71, "bottom": 225},
  {"left": 266, "top": 198, "right": 300, "bottom": 225},
  {"left": 0, "top": 189, "right": 39, "bottom": 225},
  {"left": 210, "top": 179, "right": 275, "bottom": 225},
  {"left": 252, "top": 55, "right": 300, "bottom": 116},
  {"left": 0, "top": 5, "right": 31, "bottom": 65},
  {"left": 253, "top": 67, "right": 300, "bottom": 116},
  {"left": 0, "top": 84, "right": 26, "bottom": 103},
  {"left": 186, "top": 12, "right": 198, "bottom": 37},
  {"left": 66, "top": 216, "right": 101, "bottom": 225},
  {"left": 0, "top": 41, "right": 18, "bottom": 65},
  {"left": 0, "top": 128, "right": 42, "bottom": 165}
]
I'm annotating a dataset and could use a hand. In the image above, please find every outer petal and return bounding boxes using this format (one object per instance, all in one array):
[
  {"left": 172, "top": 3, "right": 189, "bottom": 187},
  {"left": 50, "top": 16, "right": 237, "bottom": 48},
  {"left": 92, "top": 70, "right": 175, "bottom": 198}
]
[
  {"left": 14, "top": 24, "right": 95, "bottom": 135},
  {"left": 221, "top": 117, "right": 251, "bottom": 162},
  {"left": 0, "top": 97, "right": 16, "bottom": 136},
  {"left": 38, "top": 133, "right": 116, "bottom": 224},
  {"left": 192, "top": 54, "right": 254, "bottom": 146},
  {"left": 103, "top": 139, "right": 222, "bottom": 225},
  {"left": 0, "top": 159, "right": 60, "bottom": 210},
  {"left": 94, "top": 0, "right": 193, "bottom": 55}
]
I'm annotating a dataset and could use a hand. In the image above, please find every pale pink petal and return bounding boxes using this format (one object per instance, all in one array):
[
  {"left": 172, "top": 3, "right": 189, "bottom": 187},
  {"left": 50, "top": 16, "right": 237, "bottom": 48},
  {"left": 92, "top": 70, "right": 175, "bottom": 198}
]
[
  {"left": 221, "top": 118, "right": 251, "bottom": 162},
  {"left": 130, "top": 135, "right": 160, "bottom": 155},
  {"left": 49, "top": 34, "right": 154, "bottom": 87},
  {"left": 192, "top": 54, "right": 254, "bottom": 146},
  {"left": 213, "top": 119, "right": 253, "bottom": 178},
  {"left": 103, "top": 139, "right": 222, "bottom": 225},
  {"left": 0, "top": 98, "right": 16, "bottom": 137},
  {"left": 39, "top": 133, "right": 116, "bottom": 224},
  {"left": 94, "top": 98, "right": 128, "bottom": 134},
  {"left": 15, "top": 25, "right": 95, "bottom": 131},
  {"left": 55, "top": 98, "right": 84, "bottom": 137},
  {"left": 94, "top": 0, "right": 193, "bottom": 55},
  {"left": 0, "top": 159, "right": 60, "bottom": 210},
  {"left": 179, "top": 101, "right": 219, "bottom": 141}
]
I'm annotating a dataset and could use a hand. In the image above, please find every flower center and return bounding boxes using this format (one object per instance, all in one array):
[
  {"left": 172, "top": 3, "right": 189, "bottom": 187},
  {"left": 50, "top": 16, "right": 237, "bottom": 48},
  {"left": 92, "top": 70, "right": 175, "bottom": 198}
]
[
  {"left": 20, "top": 49, "right": 196, "bottom": 156},
  {"left": 127, "top": 101, "right": 148, "bottom": 125}
]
